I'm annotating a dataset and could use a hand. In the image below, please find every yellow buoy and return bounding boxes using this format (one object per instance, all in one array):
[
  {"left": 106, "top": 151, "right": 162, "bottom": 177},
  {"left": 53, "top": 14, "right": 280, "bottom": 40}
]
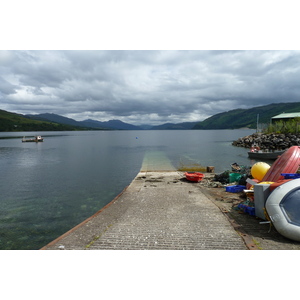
[{"left": 251, "top": 162, "right": 270, "bottom": 181}]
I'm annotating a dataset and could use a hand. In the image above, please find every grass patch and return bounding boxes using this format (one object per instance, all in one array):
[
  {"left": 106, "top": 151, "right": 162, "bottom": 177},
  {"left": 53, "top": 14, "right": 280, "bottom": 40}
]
[{"left": 252, "top": 239, "right": 263, "bottom": 250}]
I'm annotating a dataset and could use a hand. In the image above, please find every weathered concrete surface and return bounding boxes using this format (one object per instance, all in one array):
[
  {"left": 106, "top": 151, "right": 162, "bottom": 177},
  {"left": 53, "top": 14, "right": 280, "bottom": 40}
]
[{"left": 42, "top": 172, "right": 248, "bottom": 250}]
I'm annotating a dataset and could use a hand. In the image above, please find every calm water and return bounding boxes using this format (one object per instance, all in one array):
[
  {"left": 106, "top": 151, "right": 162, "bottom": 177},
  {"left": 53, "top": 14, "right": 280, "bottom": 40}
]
[{"left": 0, "top": 129, "right": 255, "bottom": 250}]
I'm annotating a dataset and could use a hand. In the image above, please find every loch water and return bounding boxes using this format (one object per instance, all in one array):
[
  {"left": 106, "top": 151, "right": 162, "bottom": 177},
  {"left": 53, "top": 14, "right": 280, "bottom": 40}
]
[{"left": 0, "top": 129, "right": 255, "bottom": 250}]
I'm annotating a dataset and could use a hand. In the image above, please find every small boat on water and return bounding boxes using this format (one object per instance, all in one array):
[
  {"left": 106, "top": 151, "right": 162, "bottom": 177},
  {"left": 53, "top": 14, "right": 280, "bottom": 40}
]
[
  {"left": 248, "top": 144, "right": 285, "bottom": 160},
  {"left": 22, "top": 136, "right": 44, "bottom": 143},
  {"left": 248, "top": 150, "right": 285, "bottom": 160},
  {"left": 184, "top": 172, "right": 205, "bottom": 182}
]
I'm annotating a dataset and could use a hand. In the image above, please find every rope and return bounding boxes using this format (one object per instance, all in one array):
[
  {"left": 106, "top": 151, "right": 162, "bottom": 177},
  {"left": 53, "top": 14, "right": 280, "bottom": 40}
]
[{"left": 263, "top": 207, "right": 273, "bottom": 233}]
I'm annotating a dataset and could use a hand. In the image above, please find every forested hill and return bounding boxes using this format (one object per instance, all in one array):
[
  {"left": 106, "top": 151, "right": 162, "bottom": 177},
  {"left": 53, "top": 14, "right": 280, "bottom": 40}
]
[
  {"left": 0, "top": 109, "right": 91, "bottom": 132},
  {"left": 2, "top": 102, "right": 300, "bottom": 132},
  {"left": 193, "top": 102, "right": 300, "bottom": 129}
]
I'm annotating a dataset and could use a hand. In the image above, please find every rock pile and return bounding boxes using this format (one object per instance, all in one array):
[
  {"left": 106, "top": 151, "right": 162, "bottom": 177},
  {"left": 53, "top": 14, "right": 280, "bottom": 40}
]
[{"left": 232, "top": 133, "right": 300, "bottom": 150}]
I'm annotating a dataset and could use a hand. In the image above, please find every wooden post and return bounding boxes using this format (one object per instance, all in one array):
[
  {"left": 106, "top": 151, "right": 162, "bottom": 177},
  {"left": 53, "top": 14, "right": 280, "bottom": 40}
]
[{"left": 206, "top": 166, "right": 215, "bottom": 173}]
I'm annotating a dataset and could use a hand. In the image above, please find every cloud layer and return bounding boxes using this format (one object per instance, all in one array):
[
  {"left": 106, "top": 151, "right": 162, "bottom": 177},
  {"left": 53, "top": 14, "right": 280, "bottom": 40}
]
[{"left": 1, "top": 50, "right": 300, "bottom": 125}]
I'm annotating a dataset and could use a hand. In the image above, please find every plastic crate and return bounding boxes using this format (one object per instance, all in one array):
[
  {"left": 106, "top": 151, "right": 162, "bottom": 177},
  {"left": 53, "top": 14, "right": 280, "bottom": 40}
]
[
  {"left": 237, "top": 204, "right": 256, "bottom": 216},
  {"left": 281, "top": 173, "right": 300, "bottom": 179},
  {"left": 225, "top": 185, "right": 246, "bottom": 193},
  {"left": 237, "top": 203, "right": 247, "bottom": 210},
  {"left": 246, "top": 207, "right": 256, "bottom": 216}
]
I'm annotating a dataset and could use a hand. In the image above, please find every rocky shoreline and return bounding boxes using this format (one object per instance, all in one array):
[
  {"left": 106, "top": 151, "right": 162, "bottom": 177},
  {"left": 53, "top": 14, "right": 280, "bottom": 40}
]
[{"left": 232, "top": 133, "right": 300, "bottom": 150}]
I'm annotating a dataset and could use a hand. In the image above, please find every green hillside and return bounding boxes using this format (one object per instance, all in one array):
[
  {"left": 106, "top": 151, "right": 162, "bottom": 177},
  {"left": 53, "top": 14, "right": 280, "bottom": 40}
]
[
  {"left": 193, "top": 102, "right": 300, "bottom": 129},
  {"left": 0, "top": 109, "right": 88, "bottom": 131},
  {"left": 151, "top": 122, "right": 197, "bottom": 130},
  {"left": 2, "top": 102, "right": 300, "bottom": 132}
]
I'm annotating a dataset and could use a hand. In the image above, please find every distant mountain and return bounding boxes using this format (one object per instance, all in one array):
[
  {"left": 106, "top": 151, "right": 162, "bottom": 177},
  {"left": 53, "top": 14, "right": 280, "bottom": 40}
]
[
  {"left": 80, "top": 119, "right": 142, "bottom": 130},
  {"left": 26, "top": 113, "right": 142, "bottom": 130},
  {"left": 0, "top": 110, "right": 85, "bottom": 132},
  {"left": 3, "top": 101, "right": 300, "bottom": 132},
  {"left": 193, "top": 102, "right": 300, "bottom": 129},
  {"left": 139, "top": 124, "right": 153, "bottom": 130},
  {"left": 26, "top": 113, "right": 85, "bottom": 127},
  {"left": 151, "top": 122, "right": 198, "bottom": 130}
]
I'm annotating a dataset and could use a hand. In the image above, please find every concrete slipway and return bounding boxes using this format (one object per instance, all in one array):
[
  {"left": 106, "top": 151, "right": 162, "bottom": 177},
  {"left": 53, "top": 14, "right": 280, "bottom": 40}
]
[
  {"left": 41, "top": 151, "right": 253, "bottom": 250},
  {"left": 41, "top": 170, "right": 249, "bottom": 250}
]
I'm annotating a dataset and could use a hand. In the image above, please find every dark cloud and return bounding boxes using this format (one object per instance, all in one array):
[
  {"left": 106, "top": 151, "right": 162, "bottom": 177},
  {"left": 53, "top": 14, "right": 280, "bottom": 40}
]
[
  {"left": 0, "top": 50, "right": 300, "bottom": 125},
  {"left": 0, "top": 76, "right": 17, "bottom": 95}
]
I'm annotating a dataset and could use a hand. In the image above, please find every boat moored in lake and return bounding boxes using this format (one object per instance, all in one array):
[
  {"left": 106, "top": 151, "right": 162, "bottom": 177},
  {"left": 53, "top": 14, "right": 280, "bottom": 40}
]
[
  {"left": 22, "top": 136, "right": 44, "bottom": 142},
  {"left": 248, "top": 149, "right": 285, "bottom": 160},
  {"left": 248, "top": 144, "right": 285, "bottom": 160}
]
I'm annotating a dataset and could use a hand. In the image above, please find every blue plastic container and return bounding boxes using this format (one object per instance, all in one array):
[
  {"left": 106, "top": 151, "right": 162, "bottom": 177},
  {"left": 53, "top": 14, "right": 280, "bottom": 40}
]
[
  {"left": 237, "top": 204, "right": 255, "bottom": 216},
  {"left": 237, "top": 204, "right": 247, "bottom": 210},
  {"left": 246, "top": 207, "right": 256, "bottom": 216},
  {"left": 281, "top": 173, "right": 300, "bottom": 179},
  {"left": 225, "top": 185, "right": 246, "bottom": 193}
]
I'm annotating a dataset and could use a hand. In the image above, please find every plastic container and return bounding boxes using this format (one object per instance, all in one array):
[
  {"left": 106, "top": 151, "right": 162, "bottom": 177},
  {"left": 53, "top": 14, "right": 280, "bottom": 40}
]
[
  {"left": 229, "top": 173, "right": 242, "bottom": 183},
  {"left": 246, "top": 207, "right": 256, "bottom": 216},
  {"left": 281, "top": 173, "right": 300, "bottom": 179},
  {"left": 237, "top": 203, "right": 247, "bottom": 211},
  {"left": 225, "top": 185, "right": 246, "bottom": 193},
  {"left": 237, "top": 204, "right": 255, "bottom": 216}
]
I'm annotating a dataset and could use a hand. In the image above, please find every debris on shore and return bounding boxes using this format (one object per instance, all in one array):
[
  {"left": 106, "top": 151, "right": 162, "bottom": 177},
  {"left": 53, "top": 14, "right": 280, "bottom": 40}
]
[{"left": 199, "top": 146, "right": 300, "bottom": 243}]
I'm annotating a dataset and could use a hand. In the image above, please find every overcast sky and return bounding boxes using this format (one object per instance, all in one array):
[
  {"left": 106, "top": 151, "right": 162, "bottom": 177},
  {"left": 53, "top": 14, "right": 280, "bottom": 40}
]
[{"left": 1, "top": 50, "right": 300, "bottom": 125}]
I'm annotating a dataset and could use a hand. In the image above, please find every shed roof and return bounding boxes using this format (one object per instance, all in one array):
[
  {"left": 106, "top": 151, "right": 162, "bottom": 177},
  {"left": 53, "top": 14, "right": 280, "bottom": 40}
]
[{"left": 272, "top": 112, "right": 300, "bottom": 119}]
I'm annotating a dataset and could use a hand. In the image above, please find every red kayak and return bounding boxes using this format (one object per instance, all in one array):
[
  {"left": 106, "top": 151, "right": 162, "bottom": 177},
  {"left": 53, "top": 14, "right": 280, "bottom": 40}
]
[
  {"left": 185, "top": 172, "right": 205, "bottom": 182},
  {"left": 262, "top": 146, "right": 300, "bottom": 182}
]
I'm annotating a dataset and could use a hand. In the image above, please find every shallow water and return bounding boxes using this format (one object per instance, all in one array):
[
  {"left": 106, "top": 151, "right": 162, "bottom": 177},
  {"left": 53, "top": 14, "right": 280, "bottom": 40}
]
[{"left": 0, "top": 129, "right": 255, "bottom": 249}]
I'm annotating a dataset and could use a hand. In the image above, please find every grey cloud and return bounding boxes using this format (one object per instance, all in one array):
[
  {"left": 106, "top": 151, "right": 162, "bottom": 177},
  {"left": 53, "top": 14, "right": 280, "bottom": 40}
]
[
  {"left": 0, "top": 76, "right": 17, "bottom": 95},
  {"left": 1, "top": 50, "right": 300, "bottom": 125}
]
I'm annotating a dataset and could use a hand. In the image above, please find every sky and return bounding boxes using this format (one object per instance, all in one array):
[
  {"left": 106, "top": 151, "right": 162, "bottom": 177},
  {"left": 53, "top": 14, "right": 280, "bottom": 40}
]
[
  {"left": 1, "top": 50, "right": 300, "bottom": 125},
  {"left": 1, "top": 1, "right": 300, "bottom": 126},
  {"left": 2, "top": 0, "right": 300, "bottom": 292}
]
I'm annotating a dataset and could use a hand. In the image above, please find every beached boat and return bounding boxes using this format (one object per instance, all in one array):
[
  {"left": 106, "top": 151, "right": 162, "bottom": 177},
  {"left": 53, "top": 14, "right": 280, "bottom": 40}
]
[
  {"left": 22, "top": 136, "right": 44, "bottom": 142},
  {"left": 184, "top": 172, "right": 204, "bottom": 182},
  {"left": 266, "top": 178, "right": 300, "bottom": 242},
  {"left": 248, "top": 144, "right": 285, "bottom": 159},
  {"left": 262, "top": 146, "right": 300, "bottom": 182}
]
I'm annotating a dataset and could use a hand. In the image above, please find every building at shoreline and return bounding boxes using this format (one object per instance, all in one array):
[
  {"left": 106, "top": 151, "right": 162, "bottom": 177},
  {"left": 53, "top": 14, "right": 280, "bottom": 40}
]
[{"left": 272, "top": 112, "right": 300, "bottom": 123}]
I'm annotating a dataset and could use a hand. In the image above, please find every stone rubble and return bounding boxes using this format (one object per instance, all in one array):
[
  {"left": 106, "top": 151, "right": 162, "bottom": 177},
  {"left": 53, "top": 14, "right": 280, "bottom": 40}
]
[{"left": 232, "top": 132, "right": 300, "bottom": 150}]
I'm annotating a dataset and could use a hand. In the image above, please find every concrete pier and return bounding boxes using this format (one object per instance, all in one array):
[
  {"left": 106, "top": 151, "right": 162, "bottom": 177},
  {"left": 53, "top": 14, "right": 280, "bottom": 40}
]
[{"left": 42, "top": 171, "right": 248, "bottom": 250}]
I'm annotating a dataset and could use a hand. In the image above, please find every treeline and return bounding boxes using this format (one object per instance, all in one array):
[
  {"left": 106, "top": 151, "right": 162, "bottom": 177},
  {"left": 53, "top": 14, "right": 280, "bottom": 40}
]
[
  {"left": 0, "top": 120, "right": 83, "bottom": 132},
  {"left": 264, "top": 118, "right": 300, "bottom": 134}
]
